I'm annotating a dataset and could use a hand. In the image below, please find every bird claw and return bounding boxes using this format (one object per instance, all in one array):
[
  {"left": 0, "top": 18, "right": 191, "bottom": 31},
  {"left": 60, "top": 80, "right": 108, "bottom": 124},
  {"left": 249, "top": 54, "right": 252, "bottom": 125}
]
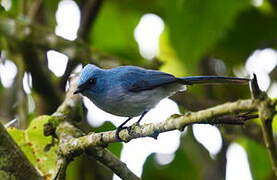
[
  {"left": 115, "top": 127, "right": 128, "bottom": 142},
  {"left": 134, "top": 122, "right": 140, "bottom": 126}
]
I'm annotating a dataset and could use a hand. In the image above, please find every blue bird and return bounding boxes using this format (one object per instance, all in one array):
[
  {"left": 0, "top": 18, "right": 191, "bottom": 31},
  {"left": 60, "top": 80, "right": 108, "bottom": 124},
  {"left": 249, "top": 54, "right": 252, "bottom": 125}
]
[{"left": 74, "top": 64, "right": 249, "bottom": 140}]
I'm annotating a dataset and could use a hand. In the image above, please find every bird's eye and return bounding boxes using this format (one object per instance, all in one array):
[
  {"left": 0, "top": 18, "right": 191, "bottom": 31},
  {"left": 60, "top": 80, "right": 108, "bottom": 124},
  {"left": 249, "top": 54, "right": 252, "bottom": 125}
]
[{"left": 89, "top": 78, "right": 96, "bottom": 85}]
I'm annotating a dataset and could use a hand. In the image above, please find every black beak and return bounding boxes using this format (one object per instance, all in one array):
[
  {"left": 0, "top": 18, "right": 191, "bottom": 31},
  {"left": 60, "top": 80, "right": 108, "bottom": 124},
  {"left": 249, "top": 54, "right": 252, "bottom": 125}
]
[
  {"left": 73, "top": 88, "right": 82, "bottom": 94},
  {"left": 74, "top": 83, "right": 87, "bottom": 94}
]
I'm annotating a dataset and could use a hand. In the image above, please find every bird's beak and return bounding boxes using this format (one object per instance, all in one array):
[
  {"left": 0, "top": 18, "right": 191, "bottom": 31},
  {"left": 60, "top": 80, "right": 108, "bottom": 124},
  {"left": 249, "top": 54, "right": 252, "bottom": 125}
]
[
  {"left": 74, "top": 83, "right": 87, "bottom": 94},
  {"left": 73, "top": 88, "right": 81, "bottom": 94}
]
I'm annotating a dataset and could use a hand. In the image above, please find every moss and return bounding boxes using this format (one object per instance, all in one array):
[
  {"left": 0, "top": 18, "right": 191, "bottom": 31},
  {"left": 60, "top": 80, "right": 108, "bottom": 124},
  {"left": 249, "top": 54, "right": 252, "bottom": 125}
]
[
  {"left": 0, "top": 153, "right": 11, "bottom": 168},
  {"left": 259, "top": 99, "right": 275, "bottom": 121},
  {"left": 48, "top": 116, "right": 66, "bottom": 129},
  {"left": 43, "top": 115, "right": 66, "bottom": 136},
  {"left": 0, "top": 170, "right": 16, "bottom": 180}
]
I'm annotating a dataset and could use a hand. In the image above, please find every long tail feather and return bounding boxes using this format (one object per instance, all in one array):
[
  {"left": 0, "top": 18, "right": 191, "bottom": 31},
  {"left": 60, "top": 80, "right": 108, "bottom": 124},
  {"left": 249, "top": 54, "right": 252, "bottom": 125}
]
[{"left": 177, "top": 76, "right": 249, "bottom": 85}]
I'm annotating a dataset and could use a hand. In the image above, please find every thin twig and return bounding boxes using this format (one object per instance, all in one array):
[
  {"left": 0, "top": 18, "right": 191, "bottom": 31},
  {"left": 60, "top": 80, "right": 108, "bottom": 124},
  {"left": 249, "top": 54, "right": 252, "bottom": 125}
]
[
  {"left": 53, "top": 156, "right": 70, "bottom": 180},
  {"left": 86, "top": 147, "right": 140, "bottom": 180}
]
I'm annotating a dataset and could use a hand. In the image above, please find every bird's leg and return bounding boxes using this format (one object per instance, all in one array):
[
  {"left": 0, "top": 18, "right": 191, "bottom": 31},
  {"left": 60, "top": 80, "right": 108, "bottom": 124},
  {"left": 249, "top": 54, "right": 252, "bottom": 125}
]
[
  {"left": 116, "top": 117, "right": 132, "bottom": 141},
  {"left": 116, "top": 111, "right": 148, "bottom": 141},
  {"left": 135, "top": 111, "right": 148, "bottom": 125}
]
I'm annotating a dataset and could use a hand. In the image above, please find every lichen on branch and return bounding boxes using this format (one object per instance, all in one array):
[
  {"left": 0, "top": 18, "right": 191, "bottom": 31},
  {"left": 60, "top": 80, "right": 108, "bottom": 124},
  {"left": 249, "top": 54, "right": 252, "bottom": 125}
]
[{"left": 58, "top": 98, "right": 263, "bottom": 156}]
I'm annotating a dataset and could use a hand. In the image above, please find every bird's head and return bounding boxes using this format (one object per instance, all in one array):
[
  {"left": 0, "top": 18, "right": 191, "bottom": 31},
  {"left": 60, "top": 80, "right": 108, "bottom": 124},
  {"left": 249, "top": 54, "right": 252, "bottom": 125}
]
[{"left": 74, "top": 64, "right": 104, "bottom": 95}]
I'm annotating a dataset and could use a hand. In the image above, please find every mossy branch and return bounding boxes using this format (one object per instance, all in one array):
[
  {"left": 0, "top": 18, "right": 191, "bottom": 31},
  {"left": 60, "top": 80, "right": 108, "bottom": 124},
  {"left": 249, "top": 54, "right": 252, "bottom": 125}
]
[
  {"left": 0, "top": 122, "right": 42, "bottom": 180},
  {"left": 250, "top": 74, "right": 277, "bottom": 178},
  {"left": 58, "top": 99, "right": 261, "bottom": 156}
]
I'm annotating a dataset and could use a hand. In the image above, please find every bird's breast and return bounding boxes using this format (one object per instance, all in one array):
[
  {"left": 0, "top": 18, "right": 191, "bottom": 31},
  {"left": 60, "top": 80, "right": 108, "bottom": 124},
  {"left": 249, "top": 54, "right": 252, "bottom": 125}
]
[{"left": 85, "top": 83, "right": 185, "bottom": 117}]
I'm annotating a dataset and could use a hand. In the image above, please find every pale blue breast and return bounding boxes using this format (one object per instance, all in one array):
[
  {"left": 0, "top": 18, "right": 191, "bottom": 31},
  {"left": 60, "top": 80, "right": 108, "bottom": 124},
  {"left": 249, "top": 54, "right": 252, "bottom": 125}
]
[{"left": 87, "top": 81, "right": 185, "bottom": 117}]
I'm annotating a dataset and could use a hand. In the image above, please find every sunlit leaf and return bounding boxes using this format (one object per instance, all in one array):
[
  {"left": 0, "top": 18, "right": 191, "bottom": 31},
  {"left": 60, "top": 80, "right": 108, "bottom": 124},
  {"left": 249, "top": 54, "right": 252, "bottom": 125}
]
[
  {"left": 272, "top": 114, "right": 277, "bottom": 133},
  {"left": 8, "top": 116, "right": 58, "bottom": 178}
]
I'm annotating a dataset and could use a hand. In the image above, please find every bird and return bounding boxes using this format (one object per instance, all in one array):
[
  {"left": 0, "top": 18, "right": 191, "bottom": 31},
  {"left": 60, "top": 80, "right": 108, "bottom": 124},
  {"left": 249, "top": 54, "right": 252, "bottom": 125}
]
[{"left": 74, "top": 64, "right": 249, "bottom": 140}]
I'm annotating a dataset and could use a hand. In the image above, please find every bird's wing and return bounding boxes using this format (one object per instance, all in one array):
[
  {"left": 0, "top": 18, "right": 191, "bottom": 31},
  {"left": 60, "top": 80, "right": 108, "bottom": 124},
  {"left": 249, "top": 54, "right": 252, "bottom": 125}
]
[{"left": 120, "top": 68, "right": 178, "bottom": 92}]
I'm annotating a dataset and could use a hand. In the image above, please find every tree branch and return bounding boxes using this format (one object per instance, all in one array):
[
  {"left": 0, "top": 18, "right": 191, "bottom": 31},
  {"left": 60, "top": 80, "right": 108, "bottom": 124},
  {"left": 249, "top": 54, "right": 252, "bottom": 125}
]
[
  {"left": 54, "top": 121, "right": 140, "bottom": 180},
  {"left": 58, "top": 98, "right": 262, "bottom": 156},
  {"left": 86, "top": 146, "right": 140, "bottom": 180},
  {"left": 0, "top": 122, "right": 42, "bottom": 180},
  {"left": 20, "top": 45, "right": 63, "bottom": 113},
  {"left": 250, "top": 74, "right": 277, "bottom": 178}
]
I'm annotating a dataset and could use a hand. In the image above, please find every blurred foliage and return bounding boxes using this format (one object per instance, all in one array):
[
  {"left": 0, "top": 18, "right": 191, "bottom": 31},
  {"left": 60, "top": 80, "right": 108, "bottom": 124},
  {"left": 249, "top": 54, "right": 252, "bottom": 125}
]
[
  {"left": 212, "top": 8, "right": 277, "bottom": 67},
  {"left": 90, "top": 0, "right": 143, "bottom": 64},
  {"left": 238, "top": 138, "right": 273, "bottom": 180},
  {"left": 161, "top": 0, "right": 251, "bottom": 73},
  {"left": 143, "top": 128, "right": 225, "bottom": 180},
  {"left": 0, "top": 0, "right": 276, "bottom": 179}
]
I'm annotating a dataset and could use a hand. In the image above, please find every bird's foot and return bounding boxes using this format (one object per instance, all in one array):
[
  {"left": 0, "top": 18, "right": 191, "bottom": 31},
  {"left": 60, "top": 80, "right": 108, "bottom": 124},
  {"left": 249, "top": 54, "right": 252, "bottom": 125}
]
[
  {"left": 115, "top": 127, "right": 128, "bottom": 142},
  {"left": 134, "top": 122, "right": 140, "bottom": 126}
]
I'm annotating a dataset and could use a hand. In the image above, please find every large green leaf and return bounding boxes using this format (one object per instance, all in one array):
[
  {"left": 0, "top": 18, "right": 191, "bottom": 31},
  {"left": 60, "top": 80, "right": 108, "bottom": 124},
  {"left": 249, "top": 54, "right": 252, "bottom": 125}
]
[
  {"left": 162, "top": 0, "right": 251, "bottom": 73},
  {"left": 8, "top": 116, "right": 58, "bottom": 178}
]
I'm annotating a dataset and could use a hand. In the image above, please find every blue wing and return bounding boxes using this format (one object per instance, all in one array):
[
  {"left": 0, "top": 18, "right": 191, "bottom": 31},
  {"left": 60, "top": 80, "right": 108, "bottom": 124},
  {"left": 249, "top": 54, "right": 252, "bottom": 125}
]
[{"left": 112, "top": 66, "right": 178, "bottom": 92}]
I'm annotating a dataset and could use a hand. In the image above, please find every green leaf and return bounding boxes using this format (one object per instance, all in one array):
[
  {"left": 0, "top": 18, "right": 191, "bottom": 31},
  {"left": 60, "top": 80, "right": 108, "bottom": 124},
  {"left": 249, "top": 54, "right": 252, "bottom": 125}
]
[
  {"left": 238, "top": 138, "right": 272, "bottom": 180},
  {"left": 162, "top": 0, "right": 251, "bottom": 72},
  {"left": 8, "top": 116, "right": 58, "bottom": 178},
  {"left": 273, "top": 114, "right": 277, "bottom": 133}
]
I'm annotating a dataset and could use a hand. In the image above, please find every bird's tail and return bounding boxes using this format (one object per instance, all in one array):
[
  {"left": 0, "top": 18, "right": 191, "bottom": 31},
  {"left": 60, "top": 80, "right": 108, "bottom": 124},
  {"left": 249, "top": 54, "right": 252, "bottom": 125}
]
[{"left": 177, "top": 76, "right": 249, "bottom": 85}]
